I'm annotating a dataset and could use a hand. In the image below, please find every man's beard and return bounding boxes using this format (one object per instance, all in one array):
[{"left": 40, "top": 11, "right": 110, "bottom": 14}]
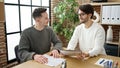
[{"left": 80, "top": 20, "right": 87, "bottom": 23}]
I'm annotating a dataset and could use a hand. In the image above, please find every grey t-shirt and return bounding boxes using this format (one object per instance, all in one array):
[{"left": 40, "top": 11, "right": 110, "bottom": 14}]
[{"left": 18, "top": 26, "right": 62, "bottom": 62}]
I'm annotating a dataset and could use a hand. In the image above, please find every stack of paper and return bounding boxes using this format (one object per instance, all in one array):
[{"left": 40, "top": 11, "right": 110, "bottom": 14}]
[{"left": 43, "top": 54, "right": 65, "bottom": 66}]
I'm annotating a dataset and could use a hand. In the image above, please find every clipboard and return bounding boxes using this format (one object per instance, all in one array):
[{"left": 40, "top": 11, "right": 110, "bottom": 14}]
[{"left": 60, "top": 50, "right": 82, "bottom": 56}]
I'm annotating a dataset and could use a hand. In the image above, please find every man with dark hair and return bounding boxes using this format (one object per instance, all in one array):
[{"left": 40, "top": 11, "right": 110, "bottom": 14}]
[
  {"left": 18, "top": 7, "right": 62, "bottom": 63},
  {"left": 67, "top": 4, "right": 106, "bottom": 59}
]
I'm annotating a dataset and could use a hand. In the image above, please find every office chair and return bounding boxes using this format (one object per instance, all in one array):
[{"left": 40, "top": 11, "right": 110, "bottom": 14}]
[{"left": 14, "top": 45, "right": 21, "bottom": 63}]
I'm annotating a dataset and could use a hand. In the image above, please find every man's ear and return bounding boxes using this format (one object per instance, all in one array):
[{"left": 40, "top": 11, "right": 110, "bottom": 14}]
[
  {"left": 35, "top": 17, "right": 41, "bottom": 22},
  {"left": 89, "top": 14, "right": 92, "bottom": 18}
]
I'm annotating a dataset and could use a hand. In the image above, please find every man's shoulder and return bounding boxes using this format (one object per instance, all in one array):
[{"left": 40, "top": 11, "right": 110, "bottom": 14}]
[
  {"left": 93, "top": 22, "right": 105, "bottom": 32},
  {"left": 93, "top": 22, "right": 103, "bottom": 29},
  {"left": 76, "top": 24, "right": 84, "bottom": 29},
  {"left": 46, "top": 26, "right": 52, "bottom": 29},
  {"left": 22, "top": 26, "right": 34, "bottom": 33},
  {"left": 45, "top": 26, "right": 53, "bottom": 31}
]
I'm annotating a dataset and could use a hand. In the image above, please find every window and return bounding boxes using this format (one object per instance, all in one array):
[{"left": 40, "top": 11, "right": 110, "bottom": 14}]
[
  {"left": 5, "top": 5, "right": 20, "bottom": 33},
  {"left": 20, "top": 6, "right": 32, "bottom": 31},
  {"left": 4, "top": 0, "right": 51, "bottom": 63}
]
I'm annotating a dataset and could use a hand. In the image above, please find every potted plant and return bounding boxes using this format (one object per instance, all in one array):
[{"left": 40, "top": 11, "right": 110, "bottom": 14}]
[{"left": 52, "top": 0, "right": 79, "bottom": 47}]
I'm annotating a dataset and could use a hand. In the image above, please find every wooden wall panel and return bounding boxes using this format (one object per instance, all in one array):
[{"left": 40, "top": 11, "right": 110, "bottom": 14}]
[
  {"left": 0, "top": 2, "right": 5, "bottom": 21},
  {"left": 0, "top": 1, "right": 7, "bottom": 68}
]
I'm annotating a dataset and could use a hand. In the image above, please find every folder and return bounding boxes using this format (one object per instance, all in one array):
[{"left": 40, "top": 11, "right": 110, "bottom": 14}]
[
  {"left": 117, "top": 5, "right": 120, "bottom": 24},
  {"left": 102, "top": 6, "right": 111, "bottom": 24},
  {"left": 102, "top": 6, "right": 107, "bottom": 24},
  {"left": 111, "top": 5, "right": 119, "bottom": 24}
]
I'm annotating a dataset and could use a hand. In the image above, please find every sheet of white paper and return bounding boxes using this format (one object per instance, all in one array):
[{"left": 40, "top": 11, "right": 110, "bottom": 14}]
[
  {"left": 60, "top": 50, "right": 82, "bottom": 56},
  {"left": 43, "top": 54, "right": 65, "bottom": 66},
  {"left": 95, "top": 58, "right": 113, "bottom": 67}
]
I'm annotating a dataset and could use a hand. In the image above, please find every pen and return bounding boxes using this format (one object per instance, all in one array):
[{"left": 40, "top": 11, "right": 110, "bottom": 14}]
[
  {"left": 109, "top": 61, "right": 113, "bottom": 68},
  {"left": 61, "top": 61, "right": 67, "bottom": 68},
  {"left": 104, "top": 61, "right": 108, "bottom": 68},
  {"left": 107, "top": 61, "right": 109, "bottom": 68},
  {"left": 99, "top": 59, "right": 105, "bottom": 64}
]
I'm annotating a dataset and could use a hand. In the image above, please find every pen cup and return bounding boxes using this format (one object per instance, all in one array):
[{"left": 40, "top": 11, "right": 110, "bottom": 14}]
[{"left": 61, "top": 61, "right": 67, "bottom": 68}]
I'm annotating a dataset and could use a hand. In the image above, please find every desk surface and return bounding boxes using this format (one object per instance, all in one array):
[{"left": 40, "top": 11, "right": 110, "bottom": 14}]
[{"left": 13, "top": 55, "right": 120, "bottom": 68}]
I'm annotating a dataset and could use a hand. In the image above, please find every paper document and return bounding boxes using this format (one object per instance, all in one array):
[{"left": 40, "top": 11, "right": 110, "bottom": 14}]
[
  {"left": 43, "top": 54, "right": 65, "bottom": 66},
  {"left": 60, "top": 50, "right": 82, "bottom": 56},
  {"left": 95, "top": 58, "right": 113, "bottom": 67}
]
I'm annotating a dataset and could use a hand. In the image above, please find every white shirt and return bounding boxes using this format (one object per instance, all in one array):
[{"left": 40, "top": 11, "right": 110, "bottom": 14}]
[{"left": 67, "top": 22, "right": 106, "bottom": 57}]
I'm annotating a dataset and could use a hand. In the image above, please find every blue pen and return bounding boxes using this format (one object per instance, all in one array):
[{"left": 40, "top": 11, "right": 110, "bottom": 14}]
[
  {"left": 104, "top": 61, "right": 108, "bottom": 68},
  {"left": 99, "top": 59, "right": 105, "bottom": 64},
  {"left": 109, "top": 61, "right": 113, "bottom": 68},
  {"left": 107, "top": 61, "right": 109, "bottom": 68}
]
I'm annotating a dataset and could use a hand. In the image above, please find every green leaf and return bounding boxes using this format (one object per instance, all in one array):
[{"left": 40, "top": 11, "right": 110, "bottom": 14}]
[{"left": 52, "top": 0, "right": 79, "bottom": 41}]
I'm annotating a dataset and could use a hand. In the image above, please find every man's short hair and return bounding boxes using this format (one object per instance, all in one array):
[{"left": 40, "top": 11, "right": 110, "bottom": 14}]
[
  {"left": 79, "top": 4, "right": 94, "bottom": 19},
  {"left": 32, "top": 7, "right": 47, "bottom": 20}
]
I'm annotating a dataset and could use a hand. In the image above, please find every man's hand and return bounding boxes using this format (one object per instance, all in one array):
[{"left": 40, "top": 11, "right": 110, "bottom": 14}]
[
  {"left": 76, "top": 52, "right": 89, "bottom": 60},
  {"left": 49, "top": 49, "right": 60, "bottom": 58},
  {"left": 33, "top": 54, "right": 48, "bottom": 64},
  {"left": 82, "top": 52, "right": 89, "bottom": 58}
]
